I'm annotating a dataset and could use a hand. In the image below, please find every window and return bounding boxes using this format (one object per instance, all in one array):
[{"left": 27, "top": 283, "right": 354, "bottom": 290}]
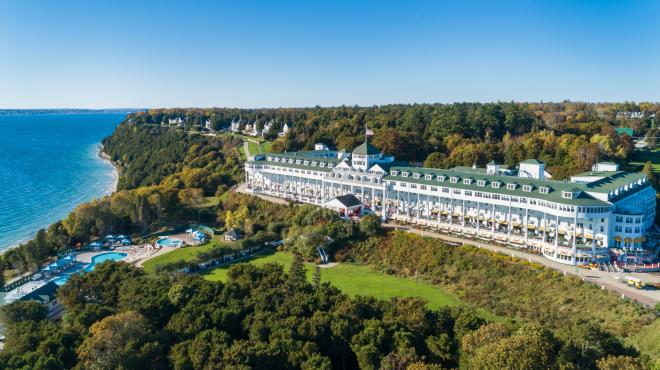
[
  {"left": 402, "top": 171, "right": 409, "bottom": 177},
  {"left": 561, "top": 191, "right": 573, "bottom": 199},
  {"left": 425, "top": 174, "right": 433, "bottom": 180},
  {"left": 463, "top": 178, "right": 472, "bottom": 185},
  {"left": 635, "top": 217, "right": 641, "bottom": 223},
  {"left": 600, "top": 226, "right": 604, "bottom": 232},
  {"left": 625, "top": 227, "right": 632, "bottom": 233},
  {"left": 410, "top": 184, "right": 417, "bottom": 189},
  {"left": 625, "top": 217, "right": 633, "bottom": 224},
  {"left": 477, "top": 180, "right": 485, "bottom": 186},
  {"left": 507, "top": 183, "right": 516, "bottom": 190},
  {"left": 539, "top": 186, "right": 549, "bottom": 194},
  {"left": 390, "top": 170, "right": 398, "bottom": 176},
  {"left": 492, "top": 181, "right": 501, "bottom": 188},
  {"left": 615, "top": 216, "right": 623, "bottom": 222},
  {"left": 453, "top": 189, "right": 461, "bottom": 194},
  {"left": 634, "top": 227, "right": 641, "bottom": 233},
  {"left": 431, "top": 187, "right": 437, "bottom": 191},
  {"left": 615, "top": 226, "right": 622, "bottom": 232},
  {"left": 400, "top": 182, "right": 407, "bottom": 188},
  {"left": 442, "top": 187, "right": 449, "bottom": 193},
  {"left": 450, "top": 177, "right": 459, "bottom": 183},
  {"left": 438, "top": 175, "right": 446, "bottom": 181},
  {"left": 413, "top": 173, "right": 421, "bottom": 179},
  {"left": 523, "top": 185, "right": 532, "bottom": 192},
  {"left": 465, "top": 191, "right": 473, "bottom": 196}
]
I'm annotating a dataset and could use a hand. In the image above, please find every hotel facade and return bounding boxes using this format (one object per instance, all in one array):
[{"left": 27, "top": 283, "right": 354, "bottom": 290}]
[{"left": 245, "top": 141, "right": 659, "bottom": 266}]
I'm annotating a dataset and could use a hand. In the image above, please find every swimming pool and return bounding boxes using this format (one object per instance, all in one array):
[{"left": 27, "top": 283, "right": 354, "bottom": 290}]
[
  {"left": 52, "top": 252, "right": 127, "bottom": 285},
  {"left": 156, "top": 237, "right": 184, "bottom": 247}
]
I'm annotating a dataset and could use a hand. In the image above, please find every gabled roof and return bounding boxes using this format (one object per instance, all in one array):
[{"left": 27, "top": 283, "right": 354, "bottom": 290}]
[
  {"left": 20, "top": 281, "right": 59, "bottom": 304},
  {"left": 520, "top": 159, "right": 544, "bottom": 165},
  {"left": 224, "top": 229, "right": 242, "bottom": 238},
  {"left": 329, "top": 194, "right": 363, "bottom": 208},
  {"left": 352, "top": 141, "right": 380, "bottom": 155}
]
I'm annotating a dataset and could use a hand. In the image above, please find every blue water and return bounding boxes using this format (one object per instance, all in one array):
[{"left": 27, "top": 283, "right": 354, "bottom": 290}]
[
  {"left": 52, "top": 252, "right": 127, "bottom": 285},
  {"left": 0, "top": 113, "right": 125, "bottom": 252},
  {"left": 156, "top": 237, "right": 183, "bottom": 247}
]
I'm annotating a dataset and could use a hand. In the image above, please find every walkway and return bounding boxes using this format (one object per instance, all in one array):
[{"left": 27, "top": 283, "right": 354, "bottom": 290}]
[
  {"left": 385, "top": 223, "right": 660, "bottom": 306},
  {"left": 235, "top": 182, "right": 291, "bottom": 205}
]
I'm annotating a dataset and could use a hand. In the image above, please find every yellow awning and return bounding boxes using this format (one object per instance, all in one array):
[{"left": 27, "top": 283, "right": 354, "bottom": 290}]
[
  {"left": 614, "top": 236, "right": 622, "bottom": 242},
  {"left": 624, "top": 237, "right": 632, "bottom": 243},
  {"left": 527, "top": 225, "right": 536, "bottom": 229}
]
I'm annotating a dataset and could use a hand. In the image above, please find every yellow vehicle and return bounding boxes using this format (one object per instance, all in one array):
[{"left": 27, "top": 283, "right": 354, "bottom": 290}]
[{"left": 625, "top": 276, "right": 644, "bottom": 289}]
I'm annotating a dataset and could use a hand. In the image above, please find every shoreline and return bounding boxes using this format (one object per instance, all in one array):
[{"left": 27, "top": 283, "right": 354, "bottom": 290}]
[
  {"left": 97, "top": 144, "right": 119, "bottom": 193},
  {"left": 0, "top": 144, "right": 119, "bottom": 254}
]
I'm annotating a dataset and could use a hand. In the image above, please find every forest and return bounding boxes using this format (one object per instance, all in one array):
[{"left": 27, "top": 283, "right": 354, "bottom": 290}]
[
  {"left": 129, "top": 102, "right": 659, "bottom": 178},
  {"left": 0, "top": 257, "right": 650, "bottom": 370}
]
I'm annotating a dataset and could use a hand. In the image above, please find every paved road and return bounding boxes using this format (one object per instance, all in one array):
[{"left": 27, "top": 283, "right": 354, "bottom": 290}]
[{"left": 385, "top": 223, "right": 660, "bottom": 306}]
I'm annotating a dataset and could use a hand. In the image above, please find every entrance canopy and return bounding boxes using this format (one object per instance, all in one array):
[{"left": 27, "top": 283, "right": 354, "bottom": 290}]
[{"left": 324, "top": 194, "right": 364, "bottom": 218}]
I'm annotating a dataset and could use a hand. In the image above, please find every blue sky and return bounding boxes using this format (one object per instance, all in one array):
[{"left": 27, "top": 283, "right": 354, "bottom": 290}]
[{"left": 1, "top": 0, "right": 658, "bottom": 108}]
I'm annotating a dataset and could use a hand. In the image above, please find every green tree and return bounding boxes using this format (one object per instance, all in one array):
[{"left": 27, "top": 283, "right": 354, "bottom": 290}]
[{"left": 287, "top": 251, "right": 307, "bottom": 289}]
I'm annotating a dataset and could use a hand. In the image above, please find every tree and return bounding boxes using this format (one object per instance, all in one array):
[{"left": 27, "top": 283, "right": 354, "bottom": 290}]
[
  {"left": 0, "top": 300, "right": 48, "bottom": 327},
  {"left": 76, "top": 311, "right": 158, "bottom": 370},
  {"left": 287, "top": 251, "right": 307, "bottom": 289},
  {"left": 359, "top": 214, "right": 382, "bottom": 237},
  {"left": 641, "top": 161, "right": 656, "bottom": 186},
  {"left": 313, "top": 265, "right": 322, "bottom": 287}
]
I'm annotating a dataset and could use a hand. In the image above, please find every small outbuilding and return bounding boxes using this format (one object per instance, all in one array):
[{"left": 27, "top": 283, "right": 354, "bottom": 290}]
[
  {"left": 324, "top": 194, "right": 364, "bottom": 219},
  {"left": 20, "top": 281, "right": 64, "bottom": 320},
  {"left": 224, "top": 229, "right": 243, "bottom": 242}
]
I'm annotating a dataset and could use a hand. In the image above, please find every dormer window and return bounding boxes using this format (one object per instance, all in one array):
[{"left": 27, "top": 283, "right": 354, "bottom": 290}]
[
  {"left": 413, "top": 173, "right": 421, "bottom": 179},
  {"left": 539, "top": 186, "right": 549, "bottom": 194},
  {"left": 492, "top": 181, "right": 501, "bottom": 188},
  {"left": 295, "top": 160, "right": 302, "bottom": 164},
  {"left": 463, "top": 178, "right": 472, "bottom": 185},
  {"left": 477, "top": 180, "right": 486, "bottom": 186},
  {"left": 425, "top": 174, "right": 433, "bottom": 180},
  {"left": 391, "top": 170, "right": 399, "bottom": 176},
  {"left": 506, "top": 183, "right": 516, "bottom": 190},
  {"left": 522, "top": 185, "right": 532, "bottom": 192},
  {"left": 328, "top": 163, "right": 334, "bottom": 168},
  {"left": 450, "top": 177, "right": 459, "bottom": 183},
  {"left": 402, "top": 171, "right": 409, "bottom": 177},
  {"left": 561, "top": 191, "right": 573, "bottom": 199},
  {"left": 303, "top": 161, "right": 309, "bottom": 165},
  {"left": 320, "top": 162, "right": 326, "bottom": 168},
  {"left": 437, "top": 175, "right": 446, "bottom": 182}
]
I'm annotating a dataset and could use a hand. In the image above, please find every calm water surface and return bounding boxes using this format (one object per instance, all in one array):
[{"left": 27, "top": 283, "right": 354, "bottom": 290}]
[{"left": 0, "top": 113, "right": 124, "bottom": 252}]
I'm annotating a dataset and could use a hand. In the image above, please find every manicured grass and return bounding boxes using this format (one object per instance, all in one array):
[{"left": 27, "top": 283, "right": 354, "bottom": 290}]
[
  {"left": 630, "top": 148, "right": 660, "bottom": 172},
  {"left": 142, "top": 240, "right": 229, "bottom": 273},
  {"left": 202, "top": 251, "right": 500, "bottom": 321}
]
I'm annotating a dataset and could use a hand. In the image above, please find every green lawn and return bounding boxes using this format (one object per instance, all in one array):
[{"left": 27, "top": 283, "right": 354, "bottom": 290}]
[
  {"left": 142, "top": 239, "right": 229, "bottom": 273},
  {"left": 630, "top": 148, "right": 660, "bottom": 172},
  {"left": 202, "top": 251, "right": 500, "bottom": 320}
]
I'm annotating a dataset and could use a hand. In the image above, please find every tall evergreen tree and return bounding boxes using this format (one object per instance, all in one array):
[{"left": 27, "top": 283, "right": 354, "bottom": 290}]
[
  {"left": 287, "top": 251, "right": 307, "bottom": 290},
  {"left": 313, "top": 265, "right": 321, "bottom": 288}
]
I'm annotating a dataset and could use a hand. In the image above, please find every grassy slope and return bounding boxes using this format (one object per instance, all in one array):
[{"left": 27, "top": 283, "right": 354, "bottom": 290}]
[
  {"left": 202, "top": 250, "right": 501, "bottom": 321},
  {"left": 629, "top": 318, "right": 660, "bottom": 363},
  {"left": 630, "top": 148, "right": 660, "bottom": 172},
  {"left": 142, "top": 238, "right": 229, "bottom": 273}
]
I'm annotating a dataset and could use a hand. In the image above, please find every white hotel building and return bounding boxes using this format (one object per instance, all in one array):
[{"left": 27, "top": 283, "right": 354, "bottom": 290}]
[{"left": 245, "top": 141, "right": 659, "bottom": 266}]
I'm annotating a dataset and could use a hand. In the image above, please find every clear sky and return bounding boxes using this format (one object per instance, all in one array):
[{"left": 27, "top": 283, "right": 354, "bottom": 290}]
[{"left": 1, "top": 0, "right": 658, "bottom": 108}]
